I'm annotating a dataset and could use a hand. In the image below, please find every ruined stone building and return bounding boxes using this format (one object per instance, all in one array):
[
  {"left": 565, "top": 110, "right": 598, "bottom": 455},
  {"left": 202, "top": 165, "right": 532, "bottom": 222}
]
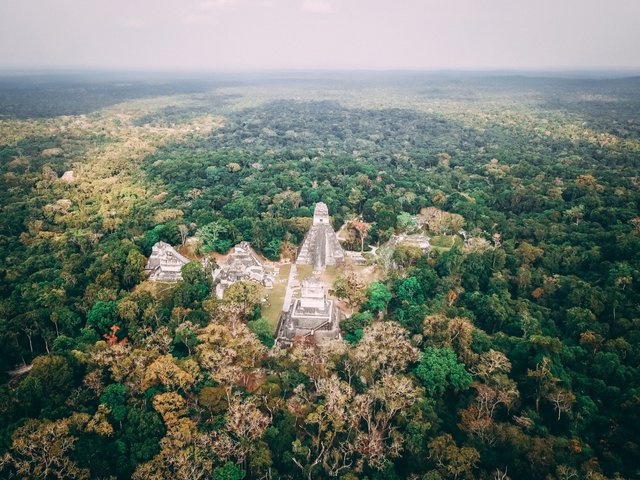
[
  {"left": 145, "top": 242, "right": 191, "bottom": 282},
  {"left": 213, "top": 241, "right": 275, "bottom": 299},
  {"left": 60, "top": 170, "right": 74, "bottom": 182},
  {"left": 296, "top": 202, "right": 345, "bottom": 270},
  {"left": 389, "top": 233, "right": 431, "bottom": 252},
  {"left": 276, "top": 278, "right": 340, "bottom": 346}
]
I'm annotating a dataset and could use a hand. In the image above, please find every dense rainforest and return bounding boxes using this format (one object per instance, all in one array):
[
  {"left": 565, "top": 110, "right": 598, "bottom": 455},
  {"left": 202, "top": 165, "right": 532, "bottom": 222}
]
[{"left": 0, "top": 72, "right": 639, "bottom": 479}]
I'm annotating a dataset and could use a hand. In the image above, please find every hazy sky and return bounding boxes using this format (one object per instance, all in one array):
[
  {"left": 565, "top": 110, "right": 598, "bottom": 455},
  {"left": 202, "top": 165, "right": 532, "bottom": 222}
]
[{"left": 1, "top": 0, "right": 639, "bottom": 70}]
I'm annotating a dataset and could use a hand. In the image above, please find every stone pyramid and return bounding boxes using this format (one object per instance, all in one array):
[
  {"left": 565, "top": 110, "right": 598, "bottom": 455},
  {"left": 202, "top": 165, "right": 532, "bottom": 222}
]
[{"left": 296, "top": 202, "right": 345, "bottom": 270}]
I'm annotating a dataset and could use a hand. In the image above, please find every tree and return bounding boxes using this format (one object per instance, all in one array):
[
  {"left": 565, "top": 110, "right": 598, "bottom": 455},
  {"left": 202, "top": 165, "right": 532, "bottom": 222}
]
[
  {"left": 103, "top": 325, "right": 128, "bottom": 346},
  {"left": 17, "top": 354, "right": 75, "bottom": 417},
  {"left": 331, "top": 272, "right": 366, "bottom": 314},
  {"left": 117, "top": 299, "right": 140, "bottom": 323},
  {"left": 100, "top": 383, "right": 128, "bottom": 424},
  {"left": 224, "top": 393, "right": 270, "bottom": 464},
  {"left": 396, "top": 276, "right": 423, "bottom": 305},
  {"left": 181, "top": 261, "right": 208, "bottom": 287},
  {"left": 416, "top": 347, "right": 472, "bottom": 396},
  {"left": 546, "top": 388, "right": 576, "bottom": 421},
  {"left": 5, "top": 415, "right": 90, "bottom": 480},
  {"left": 196, "top": 221, "right": 227, "bottom": 253},
  {"left": 124, "top": 250, "right": 146, "bottom": 287},
  {"left": 515, "top": 241, "right": 544, "bottom": 266},
  {"left": 133, "top": 392, "right": 212, "bottom": 480},
  {"left": 199, "top": 386, "right": 229, "bottom": 415},
  {"left": 420, "top": 207, "right": 465, "bottom": 235},
  {"left": 350, "top": 220, "right": 371, "bottom": 252},
  {"left": 564, "top": 205, "right": 585, "bottom": 225},
  {"left": 263, "top": 238, "right": 282, "bottom": 260},
  {"left": 422, "top": 314, "right": 474, "bottom": 362},
  {"left": 427, "top": 434, "right": 479, "bottom": 479},
  {"left": 174, "top": 321, "right": 200, "bottom": 356},
  {"left": 224, "top": 281, "right": 265, "bottom": 319},
  {"left": 178, "top": 224, "right": 189, "bottom": 246},
  {"left": 248, "top": 318, "right": 274, "bottom": 348},
  {"left": 364, "top": 282, "right": 392, "bottom": 316},
  {"left": 351, "top": 322, "right": 420, "bottom": 383},
  {"left": 392, "top": 245, "right": 424, "bottom": 268},
  {"left": 213, "top": 462, "right": 245, "bottom": 480},
  {"left": 172, "top": 266, "right": 210, "bottom": 308},
  {"left": 340, "top": 312, "right": 373, "bottom": 344},
  {"left": 396, "top": 212, "right": 417, "bottom": 232},
  {"left": 527, "top": 357, "right": 555, "bottom": 413},
  {"left": 196, "top": 322, "right": 267, "bottom": 387},
  {"left": 471, "top": 349, "right": 512, "bottom": 380},
  {"left": 87, "top": 300, "right": 119, "bottom": 334},
  {"left": 142, "top": 355, "right": 197, "bottom": 392},
  {"left": 121, "top": 407, "right": 165, "bottom": 468}
]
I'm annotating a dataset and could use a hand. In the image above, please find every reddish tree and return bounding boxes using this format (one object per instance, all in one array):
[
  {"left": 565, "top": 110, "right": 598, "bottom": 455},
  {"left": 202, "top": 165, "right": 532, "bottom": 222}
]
[
  {"left": 531, "top": 287, "right": 544, "bottom": 299},
  {"left": 103, "top": 325, "right": 128, "bottom": 346},
  {"left": 351, "top": 220, "right": 371, "bottom": 252}
]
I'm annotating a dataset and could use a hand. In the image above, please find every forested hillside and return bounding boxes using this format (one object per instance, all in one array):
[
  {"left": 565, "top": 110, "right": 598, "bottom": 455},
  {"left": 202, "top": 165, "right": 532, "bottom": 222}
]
[{"left": 0, "top": 73, "right": 639, "bottom": 479}]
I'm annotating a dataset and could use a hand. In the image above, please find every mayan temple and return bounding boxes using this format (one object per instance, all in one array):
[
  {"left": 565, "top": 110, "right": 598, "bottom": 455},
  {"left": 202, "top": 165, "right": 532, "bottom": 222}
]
[
  {"left": 276, "top": 278, "right": 341, "bottom": 346},
  {"left": 296, "top": 202, "right": 345, "bottom": 270},
  {"left": 212, "top": 241, "right": 275, "bottom": 299},
  {"left": 144, "top": 242, "right": 191, "bottom": 282}
]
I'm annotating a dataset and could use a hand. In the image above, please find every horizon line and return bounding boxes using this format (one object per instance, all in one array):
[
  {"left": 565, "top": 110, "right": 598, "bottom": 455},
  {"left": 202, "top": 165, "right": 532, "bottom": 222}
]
[
  {"left": 1, "top": 65, "right": 640, "bottom": 73},
  {"left": 1, "top": 66, "right": 640, "bottom": 81}
]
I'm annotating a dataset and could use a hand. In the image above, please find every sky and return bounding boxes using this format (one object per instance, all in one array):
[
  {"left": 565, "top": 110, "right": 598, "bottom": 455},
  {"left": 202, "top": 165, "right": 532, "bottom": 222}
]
[{"left": 1, "top": 0, "right": 639, "bottom": 71}]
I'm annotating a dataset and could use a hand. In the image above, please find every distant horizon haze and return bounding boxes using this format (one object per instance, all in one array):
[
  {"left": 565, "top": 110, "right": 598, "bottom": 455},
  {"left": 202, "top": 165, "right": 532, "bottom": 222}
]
[{"left": 1, "top": 0, "right": 639, "bottom": 71}]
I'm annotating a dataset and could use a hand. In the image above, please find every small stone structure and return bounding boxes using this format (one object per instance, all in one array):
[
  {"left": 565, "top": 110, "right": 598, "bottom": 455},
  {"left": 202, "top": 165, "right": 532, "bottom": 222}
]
[
  {"left": 145, "top": 242, "right": 191, "bottom": 282},
  {"left": 389, "top": 233, "right": 431, "bottom": 251},
  {"left": 297, "top": 202, "right": 345, "bottom": 270},
  {"left": 60, "top": 170, "right": 74, "bottom": 182},
  {"left": 345, "top": 250, "right": 367, "bottom": 265},
  {"left": 213, "top": 242, "right": 275, "bottom": 299},
  {"left": 276, "top": 278, "right": 340, "bottom": 346}
]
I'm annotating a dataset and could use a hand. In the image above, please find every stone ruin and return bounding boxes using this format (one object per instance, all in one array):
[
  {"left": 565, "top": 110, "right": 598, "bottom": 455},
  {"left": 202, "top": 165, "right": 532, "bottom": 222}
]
[
  {"left": 145, "top": 241, "right": 191, "bottom": 282},
  {"left": 388, "top": 233, "right": 431, "bottom": 252},
  {"left": 344, "top": 250, "right": 367, "bottom": 265},
  {"left": 145, "top": 240, "right": 275, "bottom": 299},
  {"left": 60, "top": 170, "right": 74, "bottom": 182},
  {"left": 213, "top": 241, "right": 275, "bottom": 299},
  {"left": 296, "top": 202, "right": 345, "bottom": 271},
  {"left": 276, "top": 278, "right": 340, "bottom": 346}
]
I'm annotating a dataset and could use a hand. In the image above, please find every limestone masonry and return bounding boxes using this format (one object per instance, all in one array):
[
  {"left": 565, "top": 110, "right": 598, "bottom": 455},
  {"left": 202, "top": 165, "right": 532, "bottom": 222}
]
[
  {"left": 296, "top": 202, "right": 345, "bottom": 270},
  {"left": 144, "top": 241, "right": 190, "bottom": 282},
  {"left": 277, "top": 278, "right": 340, "bottom": 346},
  {"left": 213, "top": 241, "right": 275, "bottom": 299}
]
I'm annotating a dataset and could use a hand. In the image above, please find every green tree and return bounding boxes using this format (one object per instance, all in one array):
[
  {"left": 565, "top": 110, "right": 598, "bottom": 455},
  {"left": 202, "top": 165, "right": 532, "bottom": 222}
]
[
  {"left": 120, "top": 408, "right": 165, "bottom": 469},
  {"left": 17, "top": 355, "right": 75, "bottom": 417},
  {"left": 396, "top": 276, "right": 423, "bottom": 305},
  {"left": 364, "top": 282, "right": 392, "bottom": 315},
  {"left": 248, "top": 318, "right": 275, "bottom": 348},
  {"left": 100, "top": 384, "right": 128, "bottom": 423},
  {"left": 263, "top": 238, "right": 282, "bottom": 260},
  {"left": 87, "top": 300, "right": 119, "bottom": 334},
  {"left": 416, "top": 347, "right": 472, "bottom": 396},
  {"left": 196, "top": 221, "right": 227, "bottom": 253},
  {"left": 213, "top": 462, "right": 245, "bottom": 480},
  {"left": 181, "top": 261, "right": 208, "bottom": 287},
  {"left": 123, "top": 250, "right": 146, "bottom": 287},
  {"left": 173, "top": 321, "right": 200, "bottom": 356},
  {"left": 396, "top": 212, "right": 416, "bottom": 232}
]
